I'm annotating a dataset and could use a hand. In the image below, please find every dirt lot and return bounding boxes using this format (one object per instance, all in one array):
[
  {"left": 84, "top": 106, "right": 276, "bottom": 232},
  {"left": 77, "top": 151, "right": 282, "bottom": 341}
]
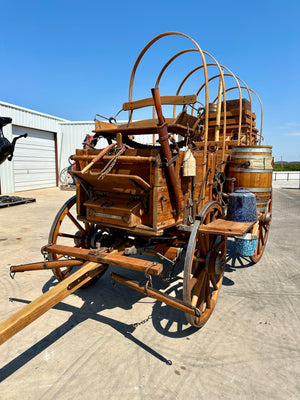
[{"left": 0, "top": 185, "right": 299, "bottom": 399}]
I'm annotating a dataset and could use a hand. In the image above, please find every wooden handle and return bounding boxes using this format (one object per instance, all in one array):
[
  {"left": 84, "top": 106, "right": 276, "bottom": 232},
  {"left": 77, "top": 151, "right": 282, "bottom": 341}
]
[
  {"left": 151, "top": 87, "right": 181, "bottom": 216},
  {"left": 81, "top": 143, "right": 116, "bottom": 173},
  {"left": 151, "top": 88, "right": 164, "bottom": 125}
]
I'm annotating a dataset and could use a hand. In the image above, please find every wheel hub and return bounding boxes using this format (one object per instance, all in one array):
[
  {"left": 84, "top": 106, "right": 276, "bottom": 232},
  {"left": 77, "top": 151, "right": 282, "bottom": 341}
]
[{"left": 205, "top": 250, "right": 225, "bottom": 275}]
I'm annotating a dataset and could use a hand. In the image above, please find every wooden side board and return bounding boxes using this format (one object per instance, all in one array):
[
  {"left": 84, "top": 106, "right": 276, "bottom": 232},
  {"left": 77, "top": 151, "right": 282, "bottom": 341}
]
[{"left": 73, "top": 147, "right": 225, "bottom": 234}]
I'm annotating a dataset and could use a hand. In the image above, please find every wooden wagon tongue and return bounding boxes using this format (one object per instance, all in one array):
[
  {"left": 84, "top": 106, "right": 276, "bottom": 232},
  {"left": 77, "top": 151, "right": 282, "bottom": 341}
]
[
  {"left": 0, "top": 261, "right": 105, "bottom": 345},
  {"left": 0, "top": 243, "right": 204, "bottom": 345}
]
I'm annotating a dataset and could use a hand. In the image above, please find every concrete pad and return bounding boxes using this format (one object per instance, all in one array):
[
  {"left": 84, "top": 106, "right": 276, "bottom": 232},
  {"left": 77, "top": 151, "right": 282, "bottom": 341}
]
[{"left": 0, "top": 186, "right": 299, "bottom": 399}]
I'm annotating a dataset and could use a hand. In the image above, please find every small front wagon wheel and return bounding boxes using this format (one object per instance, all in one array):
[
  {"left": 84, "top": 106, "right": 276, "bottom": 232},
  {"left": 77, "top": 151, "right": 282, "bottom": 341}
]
[
  {"left": 48, "top": 195, "right": 108, "bottom": 283},
  {"left": 183, "top": 201, "right": 226, "bottom": 328},
  {"left": 250, "top": 194, "right": 272, "bottom": 263}
]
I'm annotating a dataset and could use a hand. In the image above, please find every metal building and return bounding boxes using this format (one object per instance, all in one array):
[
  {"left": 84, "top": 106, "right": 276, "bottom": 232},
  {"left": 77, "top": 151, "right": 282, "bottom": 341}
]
[{"left": 0, "top": 101, "right": 152, "bottom": 195}]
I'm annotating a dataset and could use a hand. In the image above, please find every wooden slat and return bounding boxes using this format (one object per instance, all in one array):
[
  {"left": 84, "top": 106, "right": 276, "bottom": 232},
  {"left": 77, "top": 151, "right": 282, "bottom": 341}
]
[
  {"left": 198, "top": 219, "right": 256, "bottom": 237},
  {"left": 45, "top": 244, "right": 163, "bottom": 275},
  {"left": 70, "top": 171, "right": 150, "bottom": 191},
  {"left": 72, "top": 155, "right": 156, "bottom": 164},
  {"left": 123, "top": 94, "right": 197, "bottom": 111},
  {"left": 0, "top": 262, "right": 104, "bottom": 345}
]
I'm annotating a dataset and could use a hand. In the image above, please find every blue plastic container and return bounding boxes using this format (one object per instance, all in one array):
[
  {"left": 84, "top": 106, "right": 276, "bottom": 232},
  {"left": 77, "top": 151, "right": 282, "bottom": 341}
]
[
  {"left": 235, "top": 233, "right": 258, "bottom": 256},
  {"left": 227, "top": 190, "right": 257, "bottom": 222}
]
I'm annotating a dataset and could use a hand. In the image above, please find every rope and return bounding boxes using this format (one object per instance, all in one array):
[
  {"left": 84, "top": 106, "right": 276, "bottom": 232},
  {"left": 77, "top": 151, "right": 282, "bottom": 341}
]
[{"left": 89, "top": 145, "right": 128, "bottom": 180}]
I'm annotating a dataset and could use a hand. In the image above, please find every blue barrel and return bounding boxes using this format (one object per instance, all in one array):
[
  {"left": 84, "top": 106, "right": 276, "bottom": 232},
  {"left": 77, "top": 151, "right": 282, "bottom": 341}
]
[{"left": 227, "top": 190, "right": 257, "bottom": 222}]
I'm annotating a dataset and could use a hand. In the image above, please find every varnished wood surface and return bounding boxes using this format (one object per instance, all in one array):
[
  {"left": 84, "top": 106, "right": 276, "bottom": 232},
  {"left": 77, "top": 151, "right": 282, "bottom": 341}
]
[
  {"left": 45, "top": 244, "right": 163, "bottom": 275},
  {"left": 122, "top": 94, "right": 197, "bottom": 111},
  {"left": 0, "top": 262, "right": 104, "bottom": 345},
  {"left": 198, "top": 219, "right": 256, "bottom": 236}
]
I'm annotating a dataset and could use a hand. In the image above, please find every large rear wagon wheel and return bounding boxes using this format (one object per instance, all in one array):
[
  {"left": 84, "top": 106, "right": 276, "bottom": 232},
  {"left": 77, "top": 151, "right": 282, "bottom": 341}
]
[
  {"left": 250, "top": 195, "right": 272, "bottom": 263},
  {"left": 48, "top": 195, "right": 108, "bottom": 283},
  {"left": 183, "top": 201, "right": 226, "bottom": 328}
]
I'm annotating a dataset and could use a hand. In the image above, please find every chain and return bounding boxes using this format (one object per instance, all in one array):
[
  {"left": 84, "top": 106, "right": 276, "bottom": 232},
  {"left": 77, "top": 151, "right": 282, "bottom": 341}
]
[{"left": 132, "top": 314, "right": 152, "bottom": 328}]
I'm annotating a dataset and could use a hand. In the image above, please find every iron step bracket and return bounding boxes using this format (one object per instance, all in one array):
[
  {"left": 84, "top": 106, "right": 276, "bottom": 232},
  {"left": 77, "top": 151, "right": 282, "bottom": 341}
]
[{"left": 67, "top": 265, "right": 105, "bottom": 290}]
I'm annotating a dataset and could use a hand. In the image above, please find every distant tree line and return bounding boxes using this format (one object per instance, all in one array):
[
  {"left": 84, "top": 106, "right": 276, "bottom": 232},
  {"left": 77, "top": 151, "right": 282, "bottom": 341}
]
[{"left": 274, "top": 163, "right": 300, "bottom": 171}]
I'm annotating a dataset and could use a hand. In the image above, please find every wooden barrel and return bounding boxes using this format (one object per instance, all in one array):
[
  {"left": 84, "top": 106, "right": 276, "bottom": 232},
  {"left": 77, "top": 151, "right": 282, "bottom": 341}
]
[{"left": 227, "top": 146, "right": 273, "bottom": 213}]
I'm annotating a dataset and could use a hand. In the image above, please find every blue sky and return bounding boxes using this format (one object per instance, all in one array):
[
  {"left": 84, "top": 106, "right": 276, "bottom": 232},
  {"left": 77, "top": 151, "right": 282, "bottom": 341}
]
[{"left": 1, "top": 0, "right": 299, "bottom": 161}]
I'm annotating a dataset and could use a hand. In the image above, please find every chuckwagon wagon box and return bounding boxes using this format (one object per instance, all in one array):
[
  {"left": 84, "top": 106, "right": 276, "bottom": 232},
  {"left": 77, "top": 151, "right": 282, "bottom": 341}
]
[{"left": 0, "top": 32, "right": 272, "bottom": 345}]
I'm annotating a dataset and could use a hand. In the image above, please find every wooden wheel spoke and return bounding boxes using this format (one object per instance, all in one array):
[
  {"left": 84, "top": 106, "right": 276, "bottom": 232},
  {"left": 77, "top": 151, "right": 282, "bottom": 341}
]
[
  {"left": 257, "top": 235, "right": 262, "bottom": 253},
  {"left": 205, "top": 277, "right": 212, "bottom": 309},
  {"left": 67, "top": 211, "right": 86, "bottom": 235},
  {"left": 48, "top": 195, "right": 107, "bottom": 286},
  {"left": 191, "top": 269, "right": 206, "bottom": 303},
  {"left": 262, "top": 224, "right": 268, "bottom": 233},
  {"left": 250, "top": 192, "right": 272, "bottom": 263},
  {"left": 197, "top": 233, "right": 208, "bottom": 255},
  {"left": 210, "top": 274, "right": 218, "bottom": 290},
  {"left": 197, "top": 277, "right": 206, "bottom": 311},
  {"left": 193, "top": 255, "right": 206, "bottom": 263},
  {"left": 204, "top": 213, "right": 211, "bottom": 225},
  {"left": 183, "top": 201, "right": 225, "bottom": 328},
  {"left": 212, "top": 210, "right": 219, "bottom": 221},
  {"left": 190, "top": 267, "right": 205, "bottom": 291},
  {"left": 62, "top": 266, "right": 75, "bottom": 279},
  {"left": 54, "top": 267, "right": 63, "bottom": 280}
]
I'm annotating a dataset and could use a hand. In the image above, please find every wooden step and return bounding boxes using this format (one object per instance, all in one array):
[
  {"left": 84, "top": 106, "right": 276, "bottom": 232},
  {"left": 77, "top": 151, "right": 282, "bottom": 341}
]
[
  {"left": 198, "top": 219, "right": 256, "bottom": 237},
  {"left": 45, "top": 244, "right": 163, "bottom": 275}
]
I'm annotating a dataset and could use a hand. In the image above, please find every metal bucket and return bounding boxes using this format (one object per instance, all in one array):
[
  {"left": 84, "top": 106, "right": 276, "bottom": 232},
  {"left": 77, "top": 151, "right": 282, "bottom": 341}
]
[{"left": 235, "top": 233, "right": 258, "bottom": 256}]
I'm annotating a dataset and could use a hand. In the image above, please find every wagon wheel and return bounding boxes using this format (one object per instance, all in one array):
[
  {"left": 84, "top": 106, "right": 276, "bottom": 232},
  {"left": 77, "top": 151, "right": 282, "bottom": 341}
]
[
  {"left": 48, "top": 195, "right": 108, "bottom": 282},
  {"left": 250, "top": 194, "right": 272, "bottom": 263},
  {"left": 183, "top": 201, "right": 226, "bottom": 328},
  {"left": 59, "top": 167, "right": 74, "bottom": 186}
]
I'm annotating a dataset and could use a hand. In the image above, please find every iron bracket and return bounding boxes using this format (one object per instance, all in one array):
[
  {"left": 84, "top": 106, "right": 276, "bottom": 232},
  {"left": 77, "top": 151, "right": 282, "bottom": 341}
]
[
  {"left": 67, "top": 265, "right": 106, "bottom": 290},
  {"left": 159, "top": 153, "right": 179, "bottom": 168}
]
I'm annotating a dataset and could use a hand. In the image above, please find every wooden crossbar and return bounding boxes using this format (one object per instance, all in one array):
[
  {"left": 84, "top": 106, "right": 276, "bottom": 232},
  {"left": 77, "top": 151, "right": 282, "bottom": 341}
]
[
  {"left": 123, "top": 94, "right": 197, "bottom": 111},
  {"left": 45, "top": 244, "right": 163, "bottom": 275}
]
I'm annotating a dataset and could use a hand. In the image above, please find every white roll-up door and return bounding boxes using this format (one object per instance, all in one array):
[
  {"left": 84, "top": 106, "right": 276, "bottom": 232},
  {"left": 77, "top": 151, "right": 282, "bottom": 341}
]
[{"left": 12, "top": 126, "right": 57, "bottom": 191}]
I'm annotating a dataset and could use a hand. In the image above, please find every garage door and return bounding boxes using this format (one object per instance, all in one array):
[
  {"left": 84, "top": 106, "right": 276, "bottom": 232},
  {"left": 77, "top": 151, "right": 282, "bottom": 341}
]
[{"left": 12, "top": 126, "right": 57, "bottom": 191}]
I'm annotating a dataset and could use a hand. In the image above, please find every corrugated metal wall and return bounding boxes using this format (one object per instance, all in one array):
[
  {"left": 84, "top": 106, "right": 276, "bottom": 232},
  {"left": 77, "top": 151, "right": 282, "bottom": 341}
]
[
  {"left": 57, "top": 121, "right": 154, "bottom": 174},
  {"left": 0, "top": 101, "right": 67, "bottom": 194},
  {"left": 57, "top": 122, "right": 102, "bottom": 173}
]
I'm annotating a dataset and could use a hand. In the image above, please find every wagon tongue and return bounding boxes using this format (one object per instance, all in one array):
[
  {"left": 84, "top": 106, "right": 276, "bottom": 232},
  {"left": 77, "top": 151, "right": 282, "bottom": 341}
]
[{"left": 0, "top": 261, "right": 104, "bottom": 345}]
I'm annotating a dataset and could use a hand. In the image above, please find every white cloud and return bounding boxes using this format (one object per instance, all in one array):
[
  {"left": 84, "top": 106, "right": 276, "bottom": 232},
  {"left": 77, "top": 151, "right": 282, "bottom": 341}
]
[
  {"left": 285, "top": 132, "right": 300, "bottom": 136},
  {"left": 279, "top": 122, "right": 300, "bottom": 129}
]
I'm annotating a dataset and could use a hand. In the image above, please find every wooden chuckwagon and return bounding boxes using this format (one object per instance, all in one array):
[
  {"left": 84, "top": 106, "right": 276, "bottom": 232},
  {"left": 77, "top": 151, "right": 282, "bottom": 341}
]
[{"left": 0, "top": 32, "right": 273, "bottom": 344}]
